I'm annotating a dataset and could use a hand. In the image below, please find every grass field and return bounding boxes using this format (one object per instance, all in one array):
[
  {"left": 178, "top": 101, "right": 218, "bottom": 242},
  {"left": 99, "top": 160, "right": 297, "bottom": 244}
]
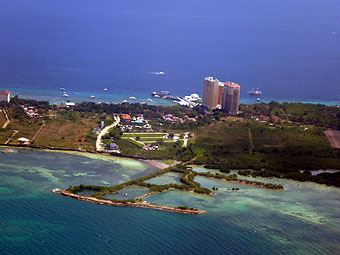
[
  {"left": 121, "top": 132, "right": 177, "bottom": 144},
  {"left": 0, "top": 110, "right": 99, "bottom": 151},
  {"left": 122, "top": 132, "right": 168, "bottom": 138},
  {"left": 0, "top": 110, "right": 7, "bottom": 128}
]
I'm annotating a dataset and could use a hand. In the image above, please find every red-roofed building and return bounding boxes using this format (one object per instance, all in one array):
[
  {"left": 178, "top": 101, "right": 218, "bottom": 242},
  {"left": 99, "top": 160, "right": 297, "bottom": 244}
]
[
  {"left": 121, "top": 114, "right": 131, "bottom": 120},
  {"left": 0, "top": 90, "right": 10, "bottom": 103}
]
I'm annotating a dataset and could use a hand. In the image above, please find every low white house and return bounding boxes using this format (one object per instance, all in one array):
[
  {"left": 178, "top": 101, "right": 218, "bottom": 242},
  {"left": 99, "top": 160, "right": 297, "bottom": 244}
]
[
  {"left": 0, "top": 90, "right": 10, "bottom": 103},
  {"left": 17, "top": 137, "right": 30, "bottom": 145}
]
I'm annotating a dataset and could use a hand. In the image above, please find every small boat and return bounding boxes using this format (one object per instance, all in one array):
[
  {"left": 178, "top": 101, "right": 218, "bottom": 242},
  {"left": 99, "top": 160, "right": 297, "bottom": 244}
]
[
  {"left": 91, "top": 95, "right": 95, "bottom": 99},
  {"left": 104, "top": 88, "right": 108, "bottom": 91},
  {"left": 122, "top": 100, "right": 128, "bottom": 103},
  {"left": 63, "top": 93, "right": 69, "bottom": 97},
  {"left": 60, "top": 88, "right": 65, "bottom": 91},
  {"left": 158, "top": 72, "right": 165, "bottom": 75},
  {"left": 248, "top": 88, "right": 262, "bottom": 95},
  {"left": 147, "top": 98, "right": 152, "bottom": 102},
  {"left": 160, "top": 91, "right": 170, "bottom": 95},
  {"left": 257, "top": 98, "right": 261, "bottom": 101},
  {"left": 129, "top": 96, "right": 136, "bottom": 100},
  {"left": 52, "top": 188, "right": 60, "bottom": 193}
]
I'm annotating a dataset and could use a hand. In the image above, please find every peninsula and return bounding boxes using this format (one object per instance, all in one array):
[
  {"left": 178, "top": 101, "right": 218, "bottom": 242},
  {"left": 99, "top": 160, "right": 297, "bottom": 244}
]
[{"left": 1, "top": 96, "right": 340, "bottom": 213}]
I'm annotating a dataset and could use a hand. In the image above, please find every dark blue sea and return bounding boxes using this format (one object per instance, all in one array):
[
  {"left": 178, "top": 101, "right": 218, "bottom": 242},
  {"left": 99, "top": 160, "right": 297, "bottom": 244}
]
[{"left": 1, "top": 0, "right": 340, "bottom": 105}]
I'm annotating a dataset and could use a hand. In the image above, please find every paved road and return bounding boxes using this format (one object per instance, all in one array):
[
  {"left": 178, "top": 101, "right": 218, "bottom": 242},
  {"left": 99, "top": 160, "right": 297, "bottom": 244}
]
[{"left": 96, "top": 116, "right": 120, "bottom": 152}]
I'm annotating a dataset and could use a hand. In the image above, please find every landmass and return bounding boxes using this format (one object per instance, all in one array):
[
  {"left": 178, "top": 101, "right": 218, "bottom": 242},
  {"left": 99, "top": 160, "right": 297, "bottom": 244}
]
[{"left": 1, "top": 97, "right": 340, "bottom": 213}]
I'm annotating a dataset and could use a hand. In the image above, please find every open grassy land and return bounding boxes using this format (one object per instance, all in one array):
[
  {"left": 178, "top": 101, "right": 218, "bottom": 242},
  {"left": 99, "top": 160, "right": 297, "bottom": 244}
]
[
  {"left": 32, "top": 114, "right": 99, "bottom": 151},
  {"left": 0, "top": 110, "right": 7, "bottom": 127},
  {"left": 0, "top": 107, "right": 101, "bottom": 150},
  {"left": 115, "top": 138, "right": 193, "bottom": 161}
]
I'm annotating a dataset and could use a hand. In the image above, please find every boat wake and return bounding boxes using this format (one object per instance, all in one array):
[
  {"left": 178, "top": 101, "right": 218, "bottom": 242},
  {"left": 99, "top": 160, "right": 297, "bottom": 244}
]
[{"left": 145, "top": 72, "right": 165, "bottom": 75}]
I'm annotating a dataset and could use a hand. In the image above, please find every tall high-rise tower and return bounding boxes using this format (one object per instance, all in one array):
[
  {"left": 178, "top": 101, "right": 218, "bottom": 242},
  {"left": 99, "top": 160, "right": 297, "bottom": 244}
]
[
  {"left": 222, "top": 82, "right": 240, "bottom": 114},
  {"left": 202, "top": 77, "right": 219, "bottom": 108}
]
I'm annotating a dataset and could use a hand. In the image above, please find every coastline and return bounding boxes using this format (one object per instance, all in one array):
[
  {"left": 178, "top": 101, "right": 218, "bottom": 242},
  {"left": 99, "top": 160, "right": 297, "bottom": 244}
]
[
  {"left": 0, "top": 144, "right": 168, "bottom": 170},
  {"left": 4, "top": 87, "right": 340, "bottom": 107}
]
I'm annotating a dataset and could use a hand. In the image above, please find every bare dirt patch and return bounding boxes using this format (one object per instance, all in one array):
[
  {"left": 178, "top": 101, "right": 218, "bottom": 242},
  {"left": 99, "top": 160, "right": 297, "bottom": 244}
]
[{"left": 325, "top": 131, "right": 340, "bottom": 149}]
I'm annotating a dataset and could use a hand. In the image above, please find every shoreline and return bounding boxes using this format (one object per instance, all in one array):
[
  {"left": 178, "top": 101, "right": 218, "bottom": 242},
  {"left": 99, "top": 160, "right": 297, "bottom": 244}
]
[
  {"left": 54, "top": 190, "right": 205, "bottom": 214},
  {"left": 0, "top": 143, "right": 168, "bottom": 170},
  {"left": 3, "top": 88, "right": 340, "bottom": 107}
]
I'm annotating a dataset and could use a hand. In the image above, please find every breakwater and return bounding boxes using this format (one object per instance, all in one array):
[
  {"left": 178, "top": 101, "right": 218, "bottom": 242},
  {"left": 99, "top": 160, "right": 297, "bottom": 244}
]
[{"left": 54, "top": 190, "right": 205, "bottom": 215}]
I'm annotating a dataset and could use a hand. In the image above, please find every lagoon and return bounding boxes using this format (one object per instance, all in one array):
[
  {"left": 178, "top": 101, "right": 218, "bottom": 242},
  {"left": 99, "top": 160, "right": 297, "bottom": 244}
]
[{"left": 0, "top": 147, "right": 340, "bottom": 254}]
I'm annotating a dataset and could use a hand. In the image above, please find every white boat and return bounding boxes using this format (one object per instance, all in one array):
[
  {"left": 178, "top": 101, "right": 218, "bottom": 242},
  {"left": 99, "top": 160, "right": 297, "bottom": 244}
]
[
  {"left": 91, "top": 95, "right": 95, "bottom": 99},
  {"left": 104, "top": 88, "right": 108, "bottom": 91},
  {"left": 60, "top": 88, "right": 65, "bottom": 91},
  {"left": 257, "top": 98, "right": 261, "bottom": 101},
  {"left": 122, "top": 100, "right": 128, "bottom": 103},
  {"left": 160, "top": 90, "right": 170, "bottom": 95},
  {"left": 129, "top": 96, "right": 136, "bottom": 99},
  {"left": 159, "top": 72, "right": 165, "bottom": 75},
  {"left": 147, "top": 98, "right": 152, "bottom": 102},
  {"left": 63, "top": 93, "right": 69, "bottom": 97}
]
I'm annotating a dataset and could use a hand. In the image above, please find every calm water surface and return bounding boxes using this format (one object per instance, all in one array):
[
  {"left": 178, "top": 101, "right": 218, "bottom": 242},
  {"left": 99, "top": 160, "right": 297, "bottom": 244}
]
[
  {"left": 0, "top": 0, "right": 339, "bottom": 105},
  {"left": 0, "top": 148, "right": 340, "bottom": 254}
]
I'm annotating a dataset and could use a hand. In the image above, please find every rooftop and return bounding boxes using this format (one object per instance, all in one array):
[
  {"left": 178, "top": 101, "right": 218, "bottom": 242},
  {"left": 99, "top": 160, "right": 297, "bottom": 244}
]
[
  {"left": 225, "top": 82, "right": 240, "bottom": 88},
  {"left": 0, "top": 90, "right": 10, "bottom": 95}
]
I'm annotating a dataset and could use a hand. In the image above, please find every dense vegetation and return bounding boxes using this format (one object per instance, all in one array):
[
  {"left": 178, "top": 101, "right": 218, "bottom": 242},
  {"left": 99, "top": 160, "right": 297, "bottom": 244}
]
[
  {"left": 194, "top": 119, "right": 340, "bottom": 187},
  {"left": 240, "top": 101, "right": 340, "bottom": 129}
]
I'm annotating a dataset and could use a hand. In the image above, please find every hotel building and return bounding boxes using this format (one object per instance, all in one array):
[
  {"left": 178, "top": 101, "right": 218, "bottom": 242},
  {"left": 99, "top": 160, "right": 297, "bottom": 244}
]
[
  {"left": 202, "top": 77, "right": 219, "bottom": 108},
  {"left": 222, "top": 82, "right": 240, "bottom": 114}
]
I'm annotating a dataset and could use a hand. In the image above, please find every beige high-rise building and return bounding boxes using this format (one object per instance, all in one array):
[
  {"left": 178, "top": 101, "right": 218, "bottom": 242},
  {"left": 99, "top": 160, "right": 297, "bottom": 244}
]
[
  {"left": 222, "top": 82, "right": 240, "bottom": 114},
  {"left": 202, "top": 77, "right": 219, "bottom": 108},
  {"left": 217, "top": 82, "right": 225, "bottom": 106}
]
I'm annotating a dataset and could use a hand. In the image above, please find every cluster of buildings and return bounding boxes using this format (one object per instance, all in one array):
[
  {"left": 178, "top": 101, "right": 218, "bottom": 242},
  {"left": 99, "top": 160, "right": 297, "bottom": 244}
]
[
  {"left": 143, "top": 144, "right": 160, "bottom": 151},
  {"left": 119, "top": 114, "right": 151, "bottom": 132},
  {"left": 202, "top": 77, "right": 240, "bottom": 114},
  {"left": 22, "top": 105, "right": 42, "bottom": 118},
  {"left": 161, "top": 114, "right": 198, "bottom": 123}
]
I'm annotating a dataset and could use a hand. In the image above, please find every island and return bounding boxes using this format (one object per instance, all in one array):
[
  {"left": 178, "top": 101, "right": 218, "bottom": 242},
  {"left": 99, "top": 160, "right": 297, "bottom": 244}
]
[{"left": 0, "top": 97, "right": 340, "bottom": 213}]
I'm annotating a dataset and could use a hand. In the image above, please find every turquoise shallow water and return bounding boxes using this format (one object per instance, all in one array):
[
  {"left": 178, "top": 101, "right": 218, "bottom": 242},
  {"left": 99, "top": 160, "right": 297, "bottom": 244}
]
[{"left": 1, "top": 148, "right": 340, "bottom": 254}]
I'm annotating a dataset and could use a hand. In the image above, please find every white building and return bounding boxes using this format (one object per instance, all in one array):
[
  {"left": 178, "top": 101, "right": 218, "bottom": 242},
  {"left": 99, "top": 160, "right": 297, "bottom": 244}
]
[{"left": 0, "top": 90, "right": 10, "bottom": 103}]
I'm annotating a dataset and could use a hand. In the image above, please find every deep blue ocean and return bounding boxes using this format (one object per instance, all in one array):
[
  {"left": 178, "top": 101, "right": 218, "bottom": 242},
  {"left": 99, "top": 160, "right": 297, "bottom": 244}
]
[{"left": 1, "top": 0, "right": 340, "bottom": 105}]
